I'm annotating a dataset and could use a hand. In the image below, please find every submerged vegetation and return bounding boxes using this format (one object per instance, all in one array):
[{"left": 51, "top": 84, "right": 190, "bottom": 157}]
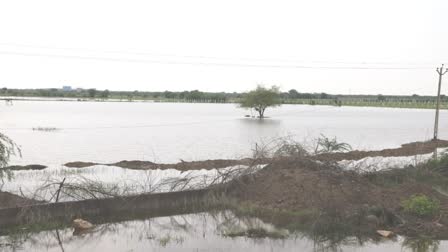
[{"left": 32, "top": 127, "right": 59, "bottom": 132}]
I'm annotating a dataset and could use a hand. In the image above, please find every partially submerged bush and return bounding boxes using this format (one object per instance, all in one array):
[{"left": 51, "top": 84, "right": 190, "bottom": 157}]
[
  {"left": 402, "top": 195, "right": 440, "bottom": 217},
  {"left": 32, "top": 127, "right": 59, "bottom": 132}
]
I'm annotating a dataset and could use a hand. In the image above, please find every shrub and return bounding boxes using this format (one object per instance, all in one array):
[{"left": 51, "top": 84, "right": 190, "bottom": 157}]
[
  {"left": 401, "top": 195, "right": 440, "bottom": 217},
  {"left": 315, "top": 134, "right": 352, "bottom": 154},
  {"left": 423, "top": 153, "right": 448, "bottom": 174}
]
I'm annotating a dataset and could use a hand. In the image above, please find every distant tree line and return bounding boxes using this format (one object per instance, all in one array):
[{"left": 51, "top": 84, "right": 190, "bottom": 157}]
[{"left": 0, "top": 87, "right": 445, "bottom": 104}]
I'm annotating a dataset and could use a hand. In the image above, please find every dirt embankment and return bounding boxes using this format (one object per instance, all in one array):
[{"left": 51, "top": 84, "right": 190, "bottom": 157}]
[
  {"left": 316, "top": 139, "right": 448, "bottom": 162},
  {"left": 3, "top": 164, "right": 47, "bottom": 171},
  {"left": 63, "top": 139, "right": 448, "bottom": 171},
  {"left": 0, "top": 191, "right": 42, "bottom": 209},
  {"left": 228, "top": 157, "right": 448, "bottom": 238},
  {"left": 65, "top": 158, "right": 264, "bottom": 171}
]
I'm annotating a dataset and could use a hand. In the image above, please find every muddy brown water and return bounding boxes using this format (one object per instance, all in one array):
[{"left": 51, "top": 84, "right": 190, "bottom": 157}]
[{"left": 0, "top": 210, "right": 446, "bottom": 252}]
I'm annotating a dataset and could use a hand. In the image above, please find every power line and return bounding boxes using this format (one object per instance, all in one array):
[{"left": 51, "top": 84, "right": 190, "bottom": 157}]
[
  {"left": 0, "top": 50, "right": 435, "bottom": 70},
  {"left": 0, "top": 42, "right": 442, "bottom": 67}
]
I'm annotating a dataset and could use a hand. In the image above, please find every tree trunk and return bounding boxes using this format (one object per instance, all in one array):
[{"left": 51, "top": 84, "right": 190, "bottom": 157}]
[{"left": 258, "top": 107, "right": 265, "bottom": 119}]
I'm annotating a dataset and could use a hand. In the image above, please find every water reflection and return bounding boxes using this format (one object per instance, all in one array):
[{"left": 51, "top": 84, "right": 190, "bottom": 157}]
[
  {"left": 402, "top": 238, "right": 440, "bottom": 252},
  {"left": 1, "top": 211, "right": 447, "bottom": 252}
]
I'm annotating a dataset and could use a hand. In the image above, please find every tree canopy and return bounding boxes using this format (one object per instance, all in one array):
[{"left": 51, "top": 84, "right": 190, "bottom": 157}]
[{"left": 239, "top": 85, "right": 281, "bottom": 118}]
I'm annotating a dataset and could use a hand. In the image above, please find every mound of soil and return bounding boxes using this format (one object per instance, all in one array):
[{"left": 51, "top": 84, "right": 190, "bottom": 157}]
[
  {"left": 229, "top": 157, "right": 448, "bottom": 237},
  {"left": 0, "top": 191, "right": 42, "bottom": 209},
  {"left": 316, "top": 139, "right": 448, "bottom": 162}
]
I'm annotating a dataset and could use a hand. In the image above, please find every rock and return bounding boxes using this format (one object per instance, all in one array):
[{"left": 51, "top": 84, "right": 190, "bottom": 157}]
[
  {"left": 376, "top": 230, "right": 394, "bottom": 238},
  {"left": 73, "top": 219, "right": 93, "bottom": 231}
]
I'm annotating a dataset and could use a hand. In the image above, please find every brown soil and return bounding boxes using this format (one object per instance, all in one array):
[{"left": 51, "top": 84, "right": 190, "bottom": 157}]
[
  {"left": 0, "top": 191, "right": 42, "bottom": 209},
  {"left": 229, "top": 157, "right": 448, "bottom": 238},
  {"left": 316, "top": 139, "right": 448, "bottom": 162}
]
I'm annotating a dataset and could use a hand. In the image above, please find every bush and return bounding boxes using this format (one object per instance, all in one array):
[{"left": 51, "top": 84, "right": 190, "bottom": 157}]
[
  {"left": 423, "top": 153, "right": 448, "bottom": 174},
  {"left": 402, "top": 195, "right": 440, "bottom": 217},
  {"left": 315, "top": 134, "right": 352, "bottom": 154}
]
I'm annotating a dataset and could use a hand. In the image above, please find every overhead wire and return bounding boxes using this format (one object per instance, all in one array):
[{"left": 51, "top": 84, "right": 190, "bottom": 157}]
[
  {"left": 0, "top": 42, "right": 442, "bottom": 66},
  {"left": 0, "top": 50, "right": 435, "bottom": 70}
]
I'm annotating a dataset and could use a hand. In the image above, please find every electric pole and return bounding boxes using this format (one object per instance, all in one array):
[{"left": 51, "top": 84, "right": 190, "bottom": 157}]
[{"left": 434, "top": 64, "right": 448, "bottom": 140}]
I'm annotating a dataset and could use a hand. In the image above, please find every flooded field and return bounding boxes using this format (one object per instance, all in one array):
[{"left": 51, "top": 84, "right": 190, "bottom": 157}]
[
  {"left": 1, "top": 210, "right": 446, "bottom": 252},
  {"left": 1, "top": 101, "right": 448, "bottom": 252},
  {"left": 0, "top": 101, "right": 446, "bottom": 166}
]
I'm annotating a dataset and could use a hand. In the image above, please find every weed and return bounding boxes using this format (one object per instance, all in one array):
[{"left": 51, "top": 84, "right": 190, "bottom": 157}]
[{"left": 402, "top": 195, "right": 440, "bottom": 217}]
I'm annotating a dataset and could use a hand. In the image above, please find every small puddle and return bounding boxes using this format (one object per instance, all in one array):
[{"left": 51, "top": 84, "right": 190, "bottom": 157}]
[{"left": 0, "top": 210, "right": 446, "bottom": 252}]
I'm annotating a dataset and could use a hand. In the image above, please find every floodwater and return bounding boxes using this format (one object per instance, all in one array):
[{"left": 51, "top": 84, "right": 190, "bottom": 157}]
[
  {"left": 0, "top": 101, "right": 446, "bottom": 166},
  {"left": 1, "top": 101, "right": 448, "bottom": 251},
  {"left": 0, "top": 211, "right": 445, "bottom": 252},
  {"left": 1, "top": 165, "right": 263, "bottom": 201}
]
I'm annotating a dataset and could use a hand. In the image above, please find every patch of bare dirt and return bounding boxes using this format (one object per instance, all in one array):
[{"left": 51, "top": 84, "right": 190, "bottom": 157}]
[{"left": 0, "top": 191, "right": 42, "bottom": 209}]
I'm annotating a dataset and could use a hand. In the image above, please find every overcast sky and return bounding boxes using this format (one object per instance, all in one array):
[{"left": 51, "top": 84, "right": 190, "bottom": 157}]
[{"left": 0, "top": 0, "right": 447, "bottom": 95}]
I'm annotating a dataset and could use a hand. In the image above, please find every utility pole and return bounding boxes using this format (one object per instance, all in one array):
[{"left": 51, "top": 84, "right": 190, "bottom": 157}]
[{"left": 434, "top": 64, "right": 448, "bottom": 141}]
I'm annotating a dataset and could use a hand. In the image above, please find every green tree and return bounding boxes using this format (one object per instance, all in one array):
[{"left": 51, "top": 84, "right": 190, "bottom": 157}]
[
  {"left": 239, "top": 85, "right": 281, "bottom": 118},
  {"left": 87, "top": 88, "right": 97, "bottom": 98},
  {"left": 100, "top": 89, "right": 110, "bottom": 99},
  {"left": 288, "top": 89, "right": 299, "bottom": 99}
]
